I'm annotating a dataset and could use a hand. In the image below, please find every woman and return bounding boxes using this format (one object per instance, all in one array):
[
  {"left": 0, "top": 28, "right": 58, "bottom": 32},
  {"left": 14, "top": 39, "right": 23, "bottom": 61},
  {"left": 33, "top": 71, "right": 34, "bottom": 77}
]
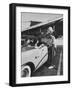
[{"left": 41, "top": 27, "right": 56, "bottom": 67}]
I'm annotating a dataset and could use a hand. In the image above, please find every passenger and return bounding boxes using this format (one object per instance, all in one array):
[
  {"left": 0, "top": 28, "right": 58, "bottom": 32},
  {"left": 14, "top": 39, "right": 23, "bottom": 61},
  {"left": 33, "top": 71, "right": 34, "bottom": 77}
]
[
  {"left": 22, "top": 38, "right": 30, "bottom": 47},
  {"left": 26, "top": 39, "right": 31, "bottom": 47},
  {"left": 35, "top": 40, "right": 39, "bottom": 48},
  {"left": 29, "top": 39, "right": 37, "bottom": 46}
]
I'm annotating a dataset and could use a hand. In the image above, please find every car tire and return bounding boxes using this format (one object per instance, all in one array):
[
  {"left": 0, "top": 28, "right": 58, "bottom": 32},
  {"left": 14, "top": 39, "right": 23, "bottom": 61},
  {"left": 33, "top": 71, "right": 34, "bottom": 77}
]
[{"left": 21, "top": 65, "right": 31, "bottom": 77}]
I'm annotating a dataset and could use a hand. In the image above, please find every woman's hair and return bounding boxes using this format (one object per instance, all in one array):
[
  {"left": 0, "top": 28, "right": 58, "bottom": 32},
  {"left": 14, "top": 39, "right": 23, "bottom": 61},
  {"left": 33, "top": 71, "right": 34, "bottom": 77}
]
[{"left": 48, "top": 27, "right": 54, "bottom": 33}]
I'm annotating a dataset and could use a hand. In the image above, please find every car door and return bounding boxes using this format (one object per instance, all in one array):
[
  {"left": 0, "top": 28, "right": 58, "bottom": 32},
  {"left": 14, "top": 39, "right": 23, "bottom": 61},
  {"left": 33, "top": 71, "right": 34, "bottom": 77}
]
[
  {"left": 35, "top": 45, "right": 48, "bottom": 70},
  {"left": 33, "top": 47, "right": 42, "bottom": 68}
]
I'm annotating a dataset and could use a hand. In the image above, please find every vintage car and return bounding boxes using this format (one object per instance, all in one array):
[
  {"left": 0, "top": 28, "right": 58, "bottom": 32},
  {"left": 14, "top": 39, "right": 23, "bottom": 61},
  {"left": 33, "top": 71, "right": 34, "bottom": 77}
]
[{"left": 21, "top": 36, "right": 48, "bottom": 77}]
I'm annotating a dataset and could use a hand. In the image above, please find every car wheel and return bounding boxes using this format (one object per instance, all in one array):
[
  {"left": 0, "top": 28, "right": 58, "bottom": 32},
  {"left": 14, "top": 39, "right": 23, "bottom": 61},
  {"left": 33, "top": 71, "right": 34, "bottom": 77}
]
[{"left": 21, "top": 65, "right": 31, "bottom": 77}]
